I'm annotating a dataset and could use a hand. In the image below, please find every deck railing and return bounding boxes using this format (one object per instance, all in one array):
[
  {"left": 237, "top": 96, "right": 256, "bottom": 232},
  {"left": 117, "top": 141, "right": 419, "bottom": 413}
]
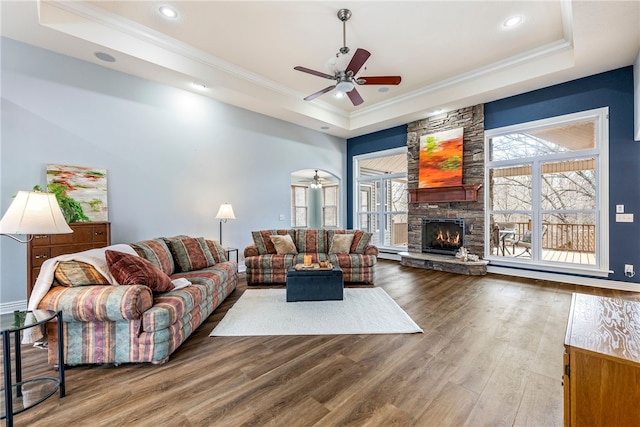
[{"left": 508, "top": 222, "right": 596, "bottom": 253}]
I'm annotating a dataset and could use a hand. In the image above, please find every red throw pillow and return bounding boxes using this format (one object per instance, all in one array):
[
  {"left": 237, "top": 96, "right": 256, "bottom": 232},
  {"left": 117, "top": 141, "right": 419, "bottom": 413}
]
[{"left": 106, "top": 250, "right": 175, "bottom": 293}]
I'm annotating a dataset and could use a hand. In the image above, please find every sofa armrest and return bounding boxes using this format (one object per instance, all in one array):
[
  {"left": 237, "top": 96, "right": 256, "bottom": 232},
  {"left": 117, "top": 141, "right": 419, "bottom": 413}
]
[
  {"left": 244, "top": 244, "right": 259, "bottom": 258},
  {"left": 37, "top": 284, "right": 154, "bottom": 322},
  {"left": 363, "top": 245, "right": 379, "bottom": 256}
]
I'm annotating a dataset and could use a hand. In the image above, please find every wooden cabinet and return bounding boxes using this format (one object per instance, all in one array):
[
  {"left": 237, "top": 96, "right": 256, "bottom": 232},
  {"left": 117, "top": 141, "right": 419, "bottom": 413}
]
[
  {"left": 564, "top": 293, "right": 640, "bottom": 426},
  {"left": 26, "top": 222, "right": 111, "bottom": 299}
]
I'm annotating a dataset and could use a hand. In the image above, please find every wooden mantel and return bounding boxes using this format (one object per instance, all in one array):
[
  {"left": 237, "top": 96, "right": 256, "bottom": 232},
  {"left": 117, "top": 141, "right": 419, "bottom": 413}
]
[{"left": 409, "top": 184, "right": 482, "bottom": 203}]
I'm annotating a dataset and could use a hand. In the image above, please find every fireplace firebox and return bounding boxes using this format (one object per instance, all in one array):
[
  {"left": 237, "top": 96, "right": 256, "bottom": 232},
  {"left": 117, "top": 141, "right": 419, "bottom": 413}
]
[{"left": 422, "top": 218, "right": 465, "bottom": 255}]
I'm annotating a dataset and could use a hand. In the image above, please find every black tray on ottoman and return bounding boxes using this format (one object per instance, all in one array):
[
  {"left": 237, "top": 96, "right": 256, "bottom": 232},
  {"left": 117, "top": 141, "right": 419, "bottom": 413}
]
[{"left": 286, "top": 265, "right": 344, "bottom": 302}]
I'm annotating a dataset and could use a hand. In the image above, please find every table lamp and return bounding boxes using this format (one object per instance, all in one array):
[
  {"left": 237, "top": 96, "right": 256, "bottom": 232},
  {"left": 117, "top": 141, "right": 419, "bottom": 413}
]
[
  {"left": 215, "top": 203, "right": 235, "bottom": 245},
  {"left": 0, "top": 191, "right": 73, "bottom": 243}
]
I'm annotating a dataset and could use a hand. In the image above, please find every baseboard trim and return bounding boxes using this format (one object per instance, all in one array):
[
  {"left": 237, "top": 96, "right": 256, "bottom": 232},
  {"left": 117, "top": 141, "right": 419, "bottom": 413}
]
[
  {"left": 0, "top": 300, "right": 27, "bottom": 315},
  {"left": 488, "top": 266, "right": 640, "bottom": 292}
]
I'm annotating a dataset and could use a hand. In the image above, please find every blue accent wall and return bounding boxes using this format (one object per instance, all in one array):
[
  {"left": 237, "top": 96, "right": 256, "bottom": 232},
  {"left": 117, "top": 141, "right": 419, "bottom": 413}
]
[
  {"left": 346, "top": 125, "right": 407, "bottom": 228},
  {"left": 488, "top": 66, "right": 636, "bottom": 282},
  {"left": 346, "top": 66, "right": 637, "bottom": 283}
]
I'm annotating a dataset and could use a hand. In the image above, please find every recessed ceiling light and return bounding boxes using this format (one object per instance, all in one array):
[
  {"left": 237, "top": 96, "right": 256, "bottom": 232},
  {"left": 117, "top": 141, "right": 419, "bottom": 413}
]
[
  {"left": 377, "top": 87, "right": 389, "bottom": 93},
  {"left": 503, "top": 15, "right": 524, "bottom": 29},
  {"left": 192, "top": 82, "right": 207, "bottom": 90},
  {"left": 94, "top": 51, "right": 116, "bottom": 62},
  {"left": 159, "top": 5, "right": 178, "bottom": 19}
]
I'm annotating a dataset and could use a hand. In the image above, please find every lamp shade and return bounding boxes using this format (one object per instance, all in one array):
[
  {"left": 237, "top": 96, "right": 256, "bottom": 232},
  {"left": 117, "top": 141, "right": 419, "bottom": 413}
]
[
  {"left": 0, "top": 191, "right": 73, "bottom": 235},
  {"left": 215, "top": 203, "right": 236, "bottom": 220}
]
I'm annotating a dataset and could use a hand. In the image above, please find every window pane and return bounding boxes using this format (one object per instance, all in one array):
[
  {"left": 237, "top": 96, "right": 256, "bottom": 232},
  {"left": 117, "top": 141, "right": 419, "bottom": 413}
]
[
  {"left": 385, "top": 178, "right": 408, "bottom": 212},
  {"left": 489, "top": 214, "right": 531, "bottom": 257},
  {"left": 291, "top": 185, "right": 308, "bottom": 227},
  {"left": 490, "top": 120, "right": 595, "bottom": 161},
  {"left": 323, "top": 206, "right": 337, "bottom": 227},
  {"left": 541, "top": 158, "right": 596, "bottom": 210},
  {"left": 295, "top": 207, "right": 307, "bottom": 227},
  {"left": 490, "top": 165, "right": 532, "bottom": 211},
  {"left": 542, "top": 213, "right": 596, "bottom": 265},
  {"left": 387, "top": 213, "right": 408, "bottom": 246}
]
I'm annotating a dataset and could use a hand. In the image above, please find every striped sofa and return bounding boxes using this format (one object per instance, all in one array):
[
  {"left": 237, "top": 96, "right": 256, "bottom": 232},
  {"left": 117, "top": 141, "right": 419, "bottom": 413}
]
[
  {"left": 37, "top": 236, "right": 238, "bottom": 366},
  {"left": 243, "top": 229, "right": 378, "bottom": 285}
]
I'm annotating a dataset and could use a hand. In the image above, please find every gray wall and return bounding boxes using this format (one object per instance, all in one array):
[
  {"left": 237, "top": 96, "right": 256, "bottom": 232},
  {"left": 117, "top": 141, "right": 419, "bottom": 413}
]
[{"left": 0, "top": 38, "right": 346, "bottom": 306}]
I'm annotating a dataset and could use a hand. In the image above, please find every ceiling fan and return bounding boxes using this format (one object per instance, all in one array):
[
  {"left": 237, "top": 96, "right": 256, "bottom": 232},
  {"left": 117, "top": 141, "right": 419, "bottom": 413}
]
[
  {"left": 301, "top": 170, "right": 326, "bottom": 189},
  {"left": 294, "top": 8, "right": 402, "bottom": 106}
]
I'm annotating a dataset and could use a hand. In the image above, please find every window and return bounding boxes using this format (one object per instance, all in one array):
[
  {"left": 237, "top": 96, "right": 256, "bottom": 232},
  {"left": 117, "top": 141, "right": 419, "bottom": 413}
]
[
  {"left": 485, "top": 107, "right": 609, "bottom": 276},
  {"left": 322, "top": 185, "right": 338, "bottom": 228},
  {"left": 354, "top": 148, "right": 408, "bottom": 249},
  {"left": 291, "top": 185, "right": 307, "bottom": 227}
]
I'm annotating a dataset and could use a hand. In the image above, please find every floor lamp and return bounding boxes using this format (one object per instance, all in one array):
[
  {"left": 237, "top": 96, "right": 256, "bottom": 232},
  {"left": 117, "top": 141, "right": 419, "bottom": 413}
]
[{"left": 215, "top": 203, "right": 235, "bottom": 246}]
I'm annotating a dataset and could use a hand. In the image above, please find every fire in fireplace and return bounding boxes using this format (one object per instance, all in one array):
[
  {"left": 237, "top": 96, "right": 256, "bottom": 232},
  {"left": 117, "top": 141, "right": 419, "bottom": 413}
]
[{"left": 422, "top": 218, "right": 465, "bottom": 255}]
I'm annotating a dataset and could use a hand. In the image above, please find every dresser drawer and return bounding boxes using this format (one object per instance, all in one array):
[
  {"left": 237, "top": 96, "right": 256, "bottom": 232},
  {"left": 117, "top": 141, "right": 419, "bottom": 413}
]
[
  {"left": 51, "top": 244, "right": 95, "bottom": 258},
  {"left": 51, "top": 226, "right": 94, "bottom": 244},
  {"left": 32, "top": 234, "right": 51, "bottom": 246},
  {"left": 92, "top": 225, "right": 109, "bottom": 243},
  {"left": 31, "top": 248, "right": 51, "bottom": 267}
]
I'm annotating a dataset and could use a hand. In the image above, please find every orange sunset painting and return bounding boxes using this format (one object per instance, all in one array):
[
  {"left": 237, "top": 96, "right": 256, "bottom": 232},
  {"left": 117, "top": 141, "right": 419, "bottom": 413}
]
[{"left": 418, "top": 127, "right": 463, "bottom": 188}]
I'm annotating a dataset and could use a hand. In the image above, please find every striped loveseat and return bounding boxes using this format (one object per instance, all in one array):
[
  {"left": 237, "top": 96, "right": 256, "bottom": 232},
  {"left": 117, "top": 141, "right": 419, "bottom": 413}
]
[
  {"left": 37, "top": 236, "right": 238, "bottom": 366},
  {"left": 243, "top": 229, "right": 378, "bottom": 285}
]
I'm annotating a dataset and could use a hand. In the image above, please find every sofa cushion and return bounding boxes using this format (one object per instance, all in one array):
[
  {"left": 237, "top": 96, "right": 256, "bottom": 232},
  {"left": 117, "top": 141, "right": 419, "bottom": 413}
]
[
  {"left": 166, "top": 237, "right": 215, "bottom": 272},
  {"left": 130, "top": 238, "right": 175, "bottom": 276},
  {"left": 329, "top": 233, "right": 355, "bottom": 254},
  {"left": 270, "top": 234, "right": 298, "bottom": 254},
  {"left": 252, "top": 230, "right": 295, "bottom": 254},
  {"left": 54, "top": 261, "right": 111, "bottom": 287},
  {"left": 295, "top": 229, "right": 328, "bottom": 253},
  {"left": 143, "top": 266, "right": 233, "bottom": 332},
  {"left": 106, "top": 250, "right": 175, "bottom": 293}
]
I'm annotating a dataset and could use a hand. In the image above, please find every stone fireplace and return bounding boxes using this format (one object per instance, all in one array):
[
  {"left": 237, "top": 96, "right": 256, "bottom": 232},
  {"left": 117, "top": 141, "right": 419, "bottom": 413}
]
[
  {"left": 422, "top": 218, "right": 464, "bottom": 255},
  {"left": 406, "top": 105, "right": 486, "bottom": 259}
]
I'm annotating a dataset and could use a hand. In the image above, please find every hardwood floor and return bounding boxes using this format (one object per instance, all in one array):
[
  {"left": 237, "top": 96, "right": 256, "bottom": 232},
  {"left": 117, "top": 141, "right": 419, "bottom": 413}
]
[{"left": 6, "top": 260, "right": 640, "bottom": 426}]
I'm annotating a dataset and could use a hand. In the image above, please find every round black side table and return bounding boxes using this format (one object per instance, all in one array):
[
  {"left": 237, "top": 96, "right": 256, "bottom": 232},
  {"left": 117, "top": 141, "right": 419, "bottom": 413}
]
[{"left": 0, "top": 310, "right": 65, "bottom": 427}]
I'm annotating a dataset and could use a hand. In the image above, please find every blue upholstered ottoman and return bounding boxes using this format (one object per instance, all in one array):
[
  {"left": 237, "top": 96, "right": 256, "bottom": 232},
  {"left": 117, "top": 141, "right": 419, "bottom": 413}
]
[{"left": 286, "top": 266, "right": 344, "bottom": 302}]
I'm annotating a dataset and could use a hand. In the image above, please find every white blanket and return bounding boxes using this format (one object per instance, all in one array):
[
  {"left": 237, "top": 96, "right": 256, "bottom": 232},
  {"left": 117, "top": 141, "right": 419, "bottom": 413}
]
[{"left": 23, "top": 244, "right": 138, "bottom": 343}]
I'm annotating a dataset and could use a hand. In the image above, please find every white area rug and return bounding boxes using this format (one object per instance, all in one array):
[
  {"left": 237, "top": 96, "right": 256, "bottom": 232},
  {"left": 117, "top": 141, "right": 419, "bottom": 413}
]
[{"left": 210, "top": 287, "right": 423, "bottom": 336}]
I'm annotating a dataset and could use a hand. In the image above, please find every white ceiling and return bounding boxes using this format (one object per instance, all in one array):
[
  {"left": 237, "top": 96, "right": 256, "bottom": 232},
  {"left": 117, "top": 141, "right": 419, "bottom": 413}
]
[{"left": 2, "top": 1, "right": 639, "bottom": 139}]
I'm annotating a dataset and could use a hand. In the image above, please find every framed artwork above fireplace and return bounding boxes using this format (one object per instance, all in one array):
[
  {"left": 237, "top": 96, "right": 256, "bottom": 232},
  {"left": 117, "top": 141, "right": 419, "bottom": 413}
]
[{"left": 418, "top": 127, "right": 463, "bottom": 188}]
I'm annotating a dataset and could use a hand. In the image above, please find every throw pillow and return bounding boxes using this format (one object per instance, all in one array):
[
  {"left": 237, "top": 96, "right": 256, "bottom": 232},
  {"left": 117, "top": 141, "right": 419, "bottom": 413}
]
[
  {"left": 251, "top": 230, "right": 294, "bottom": 254},
  {"left": 350, "top": 230, "right": 373, "bottom": 254},
  {"left": 329, "top": 233, "right": 355, "bottom": 254},
  {"left": 54, "top": 261, "right": 111, "bottom": 287},
  {"left": 130, "top": 239, "right": 175, "bottom": 275},
  {"left": 270, "top": 234, "right": 298, "bottom": 254},
  {"left": 106, "top": 250, "right": 175, "bottom": 293},
  {"left": 167, "top": 237, "right": 216, "bottom": 272}
]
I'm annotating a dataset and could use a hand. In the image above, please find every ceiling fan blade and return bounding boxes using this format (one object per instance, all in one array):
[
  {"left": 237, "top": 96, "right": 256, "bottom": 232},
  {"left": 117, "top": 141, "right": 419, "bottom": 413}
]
[
  {"left": 304, "top": 85, "right": 336, "bottom": 101},
  {"left": 347, "top": 87, "right": 364, "bottom": 106},
  {"left": 294, "top": 66, "right": 335, "bottom": 80},
  {"left": 359, "top": 76, "right": 402, "bottom": 85},
  {"left": 345, "top": 48, "right": 371, "bottom": 75}
]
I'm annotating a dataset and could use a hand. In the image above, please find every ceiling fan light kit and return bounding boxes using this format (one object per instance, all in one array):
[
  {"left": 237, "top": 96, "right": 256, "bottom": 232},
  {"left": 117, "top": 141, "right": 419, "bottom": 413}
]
[{"left": 294, "top": 8, "right": 401, "bottom": 106}]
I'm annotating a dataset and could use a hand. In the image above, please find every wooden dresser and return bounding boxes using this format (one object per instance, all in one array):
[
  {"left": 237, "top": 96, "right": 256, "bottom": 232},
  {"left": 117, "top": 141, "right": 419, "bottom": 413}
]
[
  {"left": 564, "top": 293, "right": 640, "bottom": 426},
  {"left": 27, "top": 222, "right": 111, "bottom": 299}
]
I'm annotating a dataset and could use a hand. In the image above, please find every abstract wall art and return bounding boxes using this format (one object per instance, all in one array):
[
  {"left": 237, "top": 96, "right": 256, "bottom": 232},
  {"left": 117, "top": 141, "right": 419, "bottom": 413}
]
[
  {"left": 46, "top": 164, "right": 108, "bottom": 222},
  {"left": 418, "top": 127, "right": 464, "bottom": 188}
]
